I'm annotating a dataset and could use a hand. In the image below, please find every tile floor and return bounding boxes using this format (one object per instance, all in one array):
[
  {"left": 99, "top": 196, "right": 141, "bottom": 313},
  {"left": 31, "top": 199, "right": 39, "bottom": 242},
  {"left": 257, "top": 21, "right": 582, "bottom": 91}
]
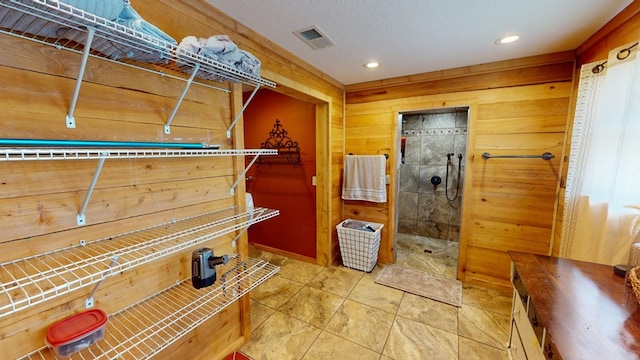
[
  {"left": 239, "top": 235, "right": 513, "bottom": 360},
  {"left": 394, "top": 233, "right": 460, "bottom": 278}
]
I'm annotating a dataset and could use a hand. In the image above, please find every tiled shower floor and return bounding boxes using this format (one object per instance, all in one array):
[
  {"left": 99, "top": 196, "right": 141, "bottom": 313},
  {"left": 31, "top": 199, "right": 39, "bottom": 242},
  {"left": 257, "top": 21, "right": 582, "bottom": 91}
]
[{"left": 395, "top": 233, "right": 459, "bottom": 278}]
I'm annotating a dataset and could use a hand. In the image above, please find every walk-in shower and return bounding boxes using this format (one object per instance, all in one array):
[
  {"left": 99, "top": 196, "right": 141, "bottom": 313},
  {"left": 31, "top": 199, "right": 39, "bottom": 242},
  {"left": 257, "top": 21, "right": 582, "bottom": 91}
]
[{"left": 396, "top": 107, "right": 468, "bottom": 278}]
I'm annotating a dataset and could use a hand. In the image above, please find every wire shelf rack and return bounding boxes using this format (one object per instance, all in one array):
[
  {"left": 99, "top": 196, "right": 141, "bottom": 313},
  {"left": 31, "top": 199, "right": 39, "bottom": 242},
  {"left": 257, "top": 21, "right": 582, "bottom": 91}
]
[
  {"left": 0, "top": 148, "right": 278, "bottom": 161},
  {"left": 19, "top": 256, "right": 279, "bottom": 360},
  {"left": 0, "top": 206, "right": 279, "bottom": 319},
  {"left": 0, "top": 0, "right": 275, "bottom": 132},
  {"left": 0, "top": 147, "right": 278, "bottom": 224},
  {"left": 0, "top": 0, "right": 276, "bottom": 89}
]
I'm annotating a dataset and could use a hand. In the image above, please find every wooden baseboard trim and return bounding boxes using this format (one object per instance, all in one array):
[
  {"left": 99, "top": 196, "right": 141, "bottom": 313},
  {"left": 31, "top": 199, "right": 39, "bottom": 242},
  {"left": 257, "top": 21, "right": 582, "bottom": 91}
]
[{"left": 249, "top": 242, "right": 319, "bottom": 265}]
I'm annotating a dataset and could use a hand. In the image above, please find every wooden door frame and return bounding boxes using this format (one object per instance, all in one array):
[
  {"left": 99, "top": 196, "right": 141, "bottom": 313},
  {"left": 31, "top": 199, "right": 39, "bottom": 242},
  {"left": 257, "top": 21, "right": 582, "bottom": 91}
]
[{"left": 246, "top": 79, "right": 333, "bottom": 266}]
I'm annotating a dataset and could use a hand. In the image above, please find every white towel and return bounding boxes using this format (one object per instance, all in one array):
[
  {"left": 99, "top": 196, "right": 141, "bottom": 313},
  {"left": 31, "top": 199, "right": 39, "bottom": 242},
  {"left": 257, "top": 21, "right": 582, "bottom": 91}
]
[{"left": 342, "top": 155, "right": 387, "bottom": 203}]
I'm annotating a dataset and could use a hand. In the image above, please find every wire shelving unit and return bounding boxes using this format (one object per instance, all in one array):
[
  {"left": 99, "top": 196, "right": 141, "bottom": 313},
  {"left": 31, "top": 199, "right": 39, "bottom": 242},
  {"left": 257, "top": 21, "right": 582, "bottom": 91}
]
[
  {"left": 0, "top": 206, "right": 279, "bottom": 320},
  {"left": 0, "top": 147, "right": 278, "bottom": 225},
  {"left": 18, "top": 256, "right": 279, "bottom": 360},
  {"left": 0, "top": 0, "right": 276, "bottom": 133},
  {"left": 0, "top": 3, "right": 282, "bottom": 357},
  {"left": 0, "top": 147, "right": 277, "bottom": 161}
]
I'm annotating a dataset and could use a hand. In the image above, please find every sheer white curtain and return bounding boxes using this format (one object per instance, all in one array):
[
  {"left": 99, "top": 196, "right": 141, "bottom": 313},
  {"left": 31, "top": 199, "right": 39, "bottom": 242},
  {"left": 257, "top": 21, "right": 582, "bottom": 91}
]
[{"left": 560, "top": 41, "right": 640, "bottom": 265}]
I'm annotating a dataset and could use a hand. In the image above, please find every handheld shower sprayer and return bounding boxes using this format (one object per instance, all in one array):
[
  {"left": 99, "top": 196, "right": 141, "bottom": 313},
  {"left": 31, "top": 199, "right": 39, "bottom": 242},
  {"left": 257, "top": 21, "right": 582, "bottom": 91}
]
[{"left": 445, "top": 153, "right": 462, "bottom": 201}]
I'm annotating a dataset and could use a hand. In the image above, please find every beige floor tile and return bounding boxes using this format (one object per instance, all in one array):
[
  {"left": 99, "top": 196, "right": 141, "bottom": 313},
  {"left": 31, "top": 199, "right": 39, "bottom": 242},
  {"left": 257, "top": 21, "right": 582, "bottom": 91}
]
[
  {"left": 458, "top": 304, "right": 510, "bottom": 350},
  {"left": 462, "top": 284, "right": 513, "bottom": 316},
  {"left": 245, "top": 244, "right": 517, "bottom": 360},
  {"left": 250, "top": 299, "right": 276, "bottom": 331},
  {"left": 249, "top": 248, "right": 322, "bottom": 283},
  {"left": 458, "top": 336, "right": 509, "bottom": 360},
  {"left": 325, "top": 299, "right": 395, "bottom": 353},
  {"left": 307, "top": 265, "right": 363, "bottom": 297},
  {"left": 279, "top": 286, "right": 345, "bottom": 328},
  {"left": 241, "top": 311, "right": 321, "bottom": 360},
  {"left": 251, "top": 274, "right": 304, "bottom": 309},
  {"left": 301, "top": 331, "right": 380, "bottom": 360},
  {"left": 359, "top": 264, "right": 385, "bottom": 283},
  {"left": 397, "top": 293, "right": 458, "bottom": 334},
  {"left": 249, "top": 247, "right": 289, "bottom": 266},
  {"left": 277, "top": 258, "right": 325, "bottom": 284},
  {"left": 348, "top": 271, "right": 403, "bottom": 314},
  {"left": 383, "top": 317, "right": 458, "bottom": 360}
]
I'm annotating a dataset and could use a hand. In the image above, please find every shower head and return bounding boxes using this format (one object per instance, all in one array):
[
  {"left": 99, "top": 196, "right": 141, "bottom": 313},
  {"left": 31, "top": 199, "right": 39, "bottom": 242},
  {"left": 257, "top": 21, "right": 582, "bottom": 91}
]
[
  {"left": 447, "top": 153, "right": 454, "bottom": 160},
  {"left": 457, "top": 153, "right": 462, "bottom": 160}
]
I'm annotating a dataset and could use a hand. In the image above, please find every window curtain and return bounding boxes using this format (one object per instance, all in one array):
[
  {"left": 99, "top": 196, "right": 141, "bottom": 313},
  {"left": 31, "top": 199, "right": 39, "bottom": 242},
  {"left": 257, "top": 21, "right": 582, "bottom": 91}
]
[{"left": 560, "top": 41, "right": 640, "bottom": 265}]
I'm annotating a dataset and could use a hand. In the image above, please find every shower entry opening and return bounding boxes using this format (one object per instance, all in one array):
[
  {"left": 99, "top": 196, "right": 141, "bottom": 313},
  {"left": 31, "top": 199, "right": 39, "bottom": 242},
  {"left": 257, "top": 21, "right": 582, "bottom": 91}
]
[{"left": 396, "top": 107, "right": 469, "bottom": 279}]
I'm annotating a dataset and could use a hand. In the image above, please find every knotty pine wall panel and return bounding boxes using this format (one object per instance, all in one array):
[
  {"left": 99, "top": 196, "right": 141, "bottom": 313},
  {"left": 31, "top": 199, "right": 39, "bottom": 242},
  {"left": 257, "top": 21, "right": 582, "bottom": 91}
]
[
  {"left": 0, "top": 65, "right": 231, "bottom": 146},
  {"left": 346, "top": 59, "right": 572, "bottom": 289},
  {"left": 343, "top": 111, "right": 395, "bottom": 263},
  {"left": 462, "top": 94, "right": 567, "bottom": 289},
  {"left": 466, "top": 219, "right": 551, "bottom": 254},
  {"left": 346, "top": 61, "right": 574, "bottom": 104}
]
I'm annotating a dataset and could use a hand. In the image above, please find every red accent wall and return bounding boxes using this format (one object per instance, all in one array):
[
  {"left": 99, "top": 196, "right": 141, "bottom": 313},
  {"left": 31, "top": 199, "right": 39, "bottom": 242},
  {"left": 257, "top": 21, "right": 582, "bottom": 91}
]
[{"left": 243, "top": 89, "right": 317, "bottom": 258}]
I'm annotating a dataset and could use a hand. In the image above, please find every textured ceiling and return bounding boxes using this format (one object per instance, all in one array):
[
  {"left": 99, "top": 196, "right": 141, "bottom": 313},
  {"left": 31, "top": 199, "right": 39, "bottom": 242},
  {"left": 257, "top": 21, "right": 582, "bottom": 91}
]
[{"left": 205, "top": 0, "right": 632, "bottom": 85}]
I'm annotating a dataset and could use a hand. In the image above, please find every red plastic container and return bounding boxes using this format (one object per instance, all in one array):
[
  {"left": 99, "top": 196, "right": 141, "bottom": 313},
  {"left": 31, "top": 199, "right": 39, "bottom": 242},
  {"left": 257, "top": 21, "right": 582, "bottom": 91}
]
[{"left": 45, "top": 309, "right": 108, "bottom": 358}]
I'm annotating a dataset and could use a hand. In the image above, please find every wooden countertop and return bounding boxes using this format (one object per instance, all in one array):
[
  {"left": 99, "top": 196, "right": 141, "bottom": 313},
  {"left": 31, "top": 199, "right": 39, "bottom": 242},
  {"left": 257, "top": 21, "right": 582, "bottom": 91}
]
[{"left": 509, "top": 252, "right": 640, "bottom": 360}]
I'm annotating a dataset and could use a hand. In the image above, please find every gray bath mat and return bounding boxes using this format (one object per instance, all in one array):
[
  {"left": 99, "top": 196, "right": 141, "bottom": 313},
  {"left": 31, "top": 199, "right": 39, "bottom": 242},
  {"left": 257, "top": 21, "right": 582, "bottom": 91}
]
[{"left": 375, "top": 265, "right": 462, "bottom": 307}]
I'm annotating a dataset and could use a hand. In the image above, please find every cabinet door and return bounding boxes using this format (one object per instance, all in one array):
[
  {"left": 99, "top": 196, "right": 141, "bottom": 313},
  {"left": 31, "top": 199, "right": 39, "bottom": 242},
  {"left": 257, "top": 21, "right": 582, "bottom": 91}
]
[
  {"left": 512, "top": 290, "right": 546, "bottom": 360},
  {"left": 509, "top": 322, "right": 528, "bottom": 360}
]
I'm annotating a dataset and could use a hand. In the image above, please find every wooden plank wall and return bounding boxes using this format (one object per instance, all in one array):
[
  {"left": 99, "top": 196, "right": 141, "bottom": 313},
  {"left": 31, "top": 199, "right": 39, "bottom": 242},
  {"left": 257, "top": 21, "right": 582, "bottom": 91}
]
[
  {"left": 0, "top": 0, "right": 343, "bottom": 359},
  {"left": 551, "top": 1, "right": 640, "bottom": 257},
  {"left": 345, "top": 52, "right": 575, "bottom": 290}
]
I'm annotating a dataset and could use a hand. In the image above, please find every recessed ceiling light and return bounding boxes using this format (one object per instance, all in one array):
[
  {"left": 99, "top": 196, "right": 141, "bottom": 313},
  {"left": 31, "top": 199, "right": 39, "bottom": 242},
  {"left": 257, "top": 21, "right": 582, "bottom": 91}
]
[
  {"left": 496, "top": 35, "right": 520, "bottom": 45},
  {"left": 364, "top": 62, "right": 379, "bottom": 69}
]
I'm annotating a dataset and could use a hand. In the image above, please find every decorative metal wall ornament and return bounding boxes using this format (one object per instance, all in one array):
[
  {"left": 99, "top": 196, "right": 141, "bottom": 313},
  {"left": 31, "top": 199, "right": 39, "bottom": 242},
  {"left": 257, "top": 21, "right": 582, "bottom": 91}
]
[{"left": 258, "top": 119, "right": 301, "bottom": 167}]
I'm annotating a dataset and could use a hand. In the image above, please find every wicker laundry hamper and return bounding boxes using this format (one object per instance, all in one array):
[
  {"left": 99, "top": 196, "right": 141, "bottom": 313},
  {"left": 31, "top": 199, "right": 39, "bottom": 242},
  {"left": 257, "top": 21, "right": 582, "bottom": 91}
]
[{"left": 629, "top": 266, "right": 640, "bottom": 305}]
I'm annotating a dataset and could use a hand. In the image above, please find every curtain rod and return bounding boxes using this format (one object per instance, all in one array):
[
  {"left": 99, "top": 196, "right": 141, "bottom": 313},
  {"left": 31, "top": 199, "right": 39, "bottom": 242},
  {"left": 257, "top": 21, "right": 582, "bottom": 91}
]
[{"left": 592, "top": 42, "right": 638, "bottom": 74}]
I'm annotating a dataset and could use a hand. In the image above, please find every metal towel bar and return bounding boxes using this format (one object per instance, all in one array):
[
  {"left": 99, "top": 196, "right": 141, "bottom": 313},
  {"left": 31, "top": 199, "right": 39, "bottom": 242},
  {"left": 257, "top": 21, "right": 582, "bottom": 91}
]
[
  {"left": 481, "top": 152, "right": 554, "bottom": 160},
  {"left": 348, "top": 153, "right": 389, "bottom": 159}
]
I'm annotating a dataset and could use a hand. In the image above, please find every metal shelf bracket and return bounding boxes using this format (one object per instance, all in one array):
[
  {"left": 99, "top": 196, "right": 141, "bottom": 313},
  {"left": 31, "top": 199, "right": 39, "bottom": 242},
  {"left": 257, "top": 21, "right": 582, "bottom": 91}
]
[
  {"left": 227, "top": 84, "right": 260, "bottom": 138},
  {"left": 66, "top": 26, "right": 96, "bottom": 129},
  {"left": 231, "top": 152, "right": 262, "bottom": 195},
  {"left": 165, "top": 63, "right": 201, "bottom": 134},
  {"left": 85, "top": 256, "right": 119, "bottom": 308},
  {"left": 77, "top": 152, "right": 107, "bottom": 226}
]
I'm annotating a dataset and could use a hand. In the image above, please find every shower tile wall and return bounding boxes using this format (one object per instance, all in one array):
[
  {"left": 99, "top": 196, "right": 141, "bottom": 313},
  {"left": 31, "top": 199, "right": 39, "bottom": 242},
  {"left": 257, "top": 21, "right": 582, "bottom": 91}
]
[{"left": 398, "top": 110, "right": 467, "bottom": 242}]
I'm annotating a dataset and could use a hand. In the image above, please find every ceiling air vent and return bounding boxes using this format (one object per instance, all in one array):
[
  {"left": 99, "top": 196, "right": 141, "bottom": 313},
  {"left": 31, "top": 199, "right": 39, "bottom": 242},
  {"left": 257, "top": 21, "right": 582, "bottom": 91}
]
[{"left": 293, "top": 25, "right": 335, "bottom": 50}]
